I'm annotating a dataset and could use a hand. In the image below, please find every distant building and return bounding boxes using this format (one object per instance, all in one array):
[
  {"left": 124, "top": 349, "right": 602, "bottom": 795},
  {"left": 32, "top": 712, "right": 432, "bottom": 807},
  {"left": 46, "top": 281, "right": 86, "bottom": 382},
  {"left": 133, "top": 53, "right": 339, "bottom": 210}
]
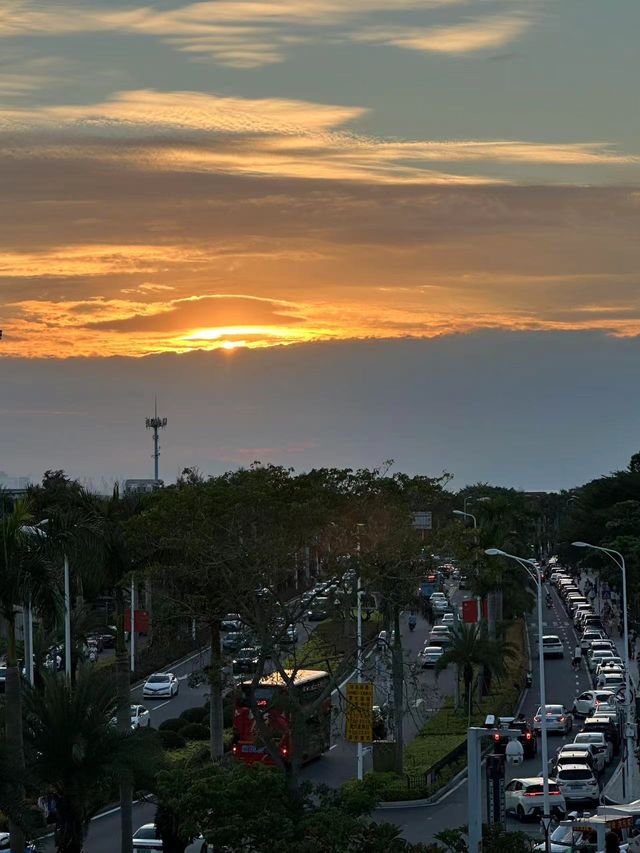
[
  {"left": 0, "top": 472, "right": 31, "bottom": 490},
  {"left": 123, "top": 478, "right": 164, "bottom": 494}
]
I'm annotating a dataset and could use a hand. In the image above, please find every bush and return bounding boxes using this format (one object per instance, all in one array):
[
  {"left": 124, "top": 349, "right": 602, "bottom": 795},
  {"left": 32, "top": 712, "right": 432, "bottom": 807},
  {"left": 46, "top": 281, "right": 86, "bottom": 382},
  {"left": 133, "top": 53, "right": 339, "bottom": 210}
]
[
  {"left": 180, "top": 723, "right": 210, "bottom": 741},
  {"left": 179, "top": 706, "right": 208, "bottom": 725},
  {"left": 159, "top": 730, "right": 187, "bottom": 750},
  {"left": 159, "top": 718, "right": 184, "bottom": 733}
]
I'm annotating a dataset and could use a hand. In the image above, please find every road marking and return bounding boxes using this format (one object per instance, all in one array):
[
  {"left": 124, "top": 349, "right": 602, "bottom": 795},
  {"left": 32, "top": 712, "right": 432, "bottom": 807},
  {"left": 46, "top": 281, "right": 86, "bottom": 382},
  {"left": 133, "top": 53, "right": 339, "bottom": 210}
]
[
  {"left": 330, "top": 744, "right": 338, "bottom": 751},
  {"left": 150, "top": 699, "right": 174, "bottom": 712}
]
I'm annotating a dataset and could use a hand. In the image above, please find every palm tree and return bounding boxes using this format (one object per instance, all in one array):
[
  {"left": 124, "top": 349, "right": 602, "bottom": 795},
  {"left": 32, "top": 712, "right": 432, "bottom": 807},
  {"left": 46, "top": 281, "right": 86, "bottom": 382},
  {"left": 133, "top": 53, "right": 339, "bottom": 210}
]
[
  {"left": 435, "top": 622, "right": 516, "bottom": 714},
  {"left": 0, "top": 497, "right": 59, "bottom": 853},
  {"left": 22, "top": 667, "right": 159, "bottom": 853}
]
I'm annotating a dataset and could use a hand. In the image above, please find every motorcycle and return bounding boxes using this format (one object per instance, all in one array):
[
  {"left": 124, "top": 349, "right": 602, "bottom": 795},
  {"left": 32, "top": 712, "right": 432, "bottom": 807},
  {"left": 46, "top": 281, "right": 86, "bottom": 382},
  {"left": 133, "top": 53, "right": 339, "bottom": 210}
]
[
  {"left": 408, "top": 615, "right": 417, "bottom": 632},
  {"left": 546, "top": 595, "right": 553, "bottom": 608}
]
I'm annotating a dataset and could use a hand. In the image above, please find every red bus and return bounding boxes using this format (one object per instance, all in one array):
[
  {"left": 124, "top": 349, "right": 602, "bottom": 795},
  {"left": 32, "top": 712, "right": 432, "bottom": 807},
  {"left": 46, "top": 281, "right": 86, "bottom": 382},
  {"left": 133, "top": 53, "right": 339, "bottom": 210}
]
[{"left": 232, "top": 669, "right": 331, "bottom": 765}]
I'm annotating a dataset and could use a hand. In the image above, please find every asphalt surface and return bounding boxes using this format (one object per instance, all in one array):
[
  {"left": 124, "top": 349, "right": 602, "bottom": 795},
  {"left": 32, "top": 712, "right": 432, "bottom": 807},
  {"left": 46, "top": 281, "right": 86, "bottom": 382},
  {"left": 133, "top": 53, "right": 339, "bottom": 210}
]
[{"left": 375, "top": 577, "right": 623, "bottom": 846}]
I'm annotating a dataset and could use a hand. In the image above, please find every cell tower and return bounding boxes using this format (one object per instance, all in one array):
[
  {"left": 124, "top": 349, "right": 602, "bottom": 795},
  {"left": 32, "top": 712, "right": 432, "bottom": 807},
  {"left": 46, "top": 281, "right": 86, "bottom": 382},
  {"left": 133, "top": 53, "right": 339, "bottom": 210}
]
[{"left": 145, "top": 398, "right": 167, "bottom": 481}]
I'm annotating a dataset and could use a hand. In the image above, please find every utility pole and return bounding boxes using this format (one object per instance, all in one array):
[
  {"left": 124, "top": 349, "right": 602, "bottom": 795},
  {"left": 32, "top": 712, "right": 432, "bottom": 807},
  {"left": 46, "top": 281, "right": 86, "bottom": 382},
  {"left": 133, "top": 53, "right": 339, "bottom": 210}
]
[{"left": 145, "top": 398, "right": 167, "bottom": 481}]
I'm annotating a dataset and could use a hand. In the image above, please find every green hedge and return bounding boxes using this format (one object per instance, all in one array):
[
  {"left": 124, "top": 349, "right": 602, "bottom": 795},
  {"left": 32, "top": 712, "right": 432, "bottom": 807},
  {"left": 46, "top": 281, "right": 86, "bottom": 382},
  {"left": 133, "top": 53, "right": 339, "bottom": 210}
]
[
  {"left": 371, "top": 619, "right": 528, "bottom": 802},
  {"left": 284, "top": 614, "right": 381, "bottom": 677}
]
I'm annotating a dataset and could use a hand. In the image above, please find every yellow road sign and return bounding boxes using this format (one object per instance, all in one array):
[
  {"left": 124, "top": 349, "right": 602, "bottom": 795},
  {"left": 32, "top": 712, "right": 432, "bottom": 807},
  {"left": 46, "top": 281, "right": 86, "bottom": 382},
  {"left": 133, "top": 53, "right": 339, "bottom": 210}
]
[{"left": 346, "top": 681, "right": 374, "bottom": 743}]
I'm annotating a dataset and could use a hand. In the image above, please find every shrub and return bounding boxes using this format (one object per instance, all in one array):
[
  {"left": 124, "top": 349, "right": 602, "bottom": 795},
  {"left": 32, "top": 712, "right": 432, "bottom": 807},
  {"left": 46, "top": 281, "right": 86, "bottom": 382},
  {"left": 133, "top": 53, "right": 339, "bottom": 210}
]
[
  {"left": 158, "top": 718, "right": 184, "bottom": 733},
  {"left": 159, "top": 730, "right": 187, "bottom": 750},
  {"left": 180, "top": 723, "right": 210, "bottom": 741},
  {"left": 179, "top": 706, "right": 208, "bottom": 725}
]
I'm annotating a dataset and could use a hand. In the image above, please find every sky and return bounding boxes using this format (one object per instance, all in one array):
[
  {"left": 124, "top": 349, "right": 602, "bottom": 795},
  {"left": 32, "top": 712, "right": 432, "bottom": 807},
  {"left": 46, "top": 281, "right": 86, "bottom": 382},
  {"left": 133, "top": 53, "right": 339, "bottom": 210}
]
[{"left": 1, "top": 0, "right": 639, "bottom": 490}]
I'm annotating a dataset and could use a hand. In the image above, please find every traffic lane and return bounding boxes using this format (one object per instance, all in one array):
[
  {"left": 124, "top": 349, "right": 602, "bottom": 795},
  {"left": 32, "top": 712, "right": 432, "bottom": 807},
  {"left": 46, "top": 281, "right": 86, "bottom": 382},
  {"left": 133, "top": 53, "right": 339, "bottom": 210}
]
[
  {"left": 39, "top": 801, "right": 157, "bottom": 853},
  {"left": 376, "top": 585, "right": 594, "bottom": 846},
  {"left": 133, "top": 615, "right": 318, "bottom": 726}
]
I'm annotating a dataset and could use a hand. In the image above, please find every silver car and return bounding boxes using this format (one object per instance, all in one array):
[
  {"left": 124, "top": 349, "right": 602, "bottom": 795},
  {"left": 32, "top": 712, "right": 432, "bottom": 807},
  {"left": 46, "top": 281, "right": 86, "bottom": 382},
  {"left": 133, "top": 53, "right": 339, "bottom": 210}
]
[{"left": 533, "top": 705, "right": 573, "bottom": 734}]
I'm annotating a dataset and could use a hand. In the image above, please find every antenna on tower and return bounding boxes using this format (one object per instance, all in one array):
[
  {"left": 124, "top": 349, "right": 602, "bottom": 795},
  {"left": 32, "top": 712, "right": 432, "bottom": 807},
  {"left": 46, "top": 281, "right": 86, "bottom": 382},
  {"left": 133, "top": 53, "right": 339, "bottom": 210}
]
[{"left": 145, "top": 397, "right": 167, "bottom": 481}]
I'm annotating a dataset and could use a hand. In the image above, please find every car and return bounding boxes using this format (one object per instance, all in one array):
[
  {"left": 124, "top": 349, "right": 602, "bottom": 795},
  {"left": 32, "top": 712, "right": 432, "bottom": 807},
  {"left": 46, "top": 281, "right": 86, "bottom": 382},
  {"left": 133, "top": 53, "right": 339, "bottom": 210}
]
[
  {"left": 130, "top": 704, "right": 151, "bottom": 728},
  {"left": 432, "top": 623, "right": 450, "bottom": 635},
  {"left": 142, "top": 672, "right": 179, "bottom": 699},
  {"left": 221, "top": 613, "right": 243, "bottom": 631},
  {"left": 541, "top": 635, "right": 564, "bottom": 658},
  {"left": 595, "top": 658, "right": 624, "bottom": 677},
  {"left": 533, "top": 705, "right": 573, "bottom": 734},
  {"left": 580, "top": 628, "right": 607, "bottom": 651},
  {"left": 560, "top": 742, "right": 607, "bottom": 773},
  {"left": 0, "top": 832, "right": 37, "bottom": 851},
  {"left": 573, "top": 730, "right": 612, "bottom": 764},
  {"left": 279, "top": 625, "right": 298, "bottom": 645},
  {"left": 132, "top": 823, "right": 208, "bottom": 852},
  {"left": 0, "top": 666, "right": 6, "bottom": 694},
  {"left": 581, "top": 715, "right": 620, "bottom": 755},
  {"left": 458, "top": 575, "right": 468, "bottom": 589},
  {"left": 222, "top": 631, "right": 249, "bottom": 652},
  {"left": 553, "top": 746, "right": 598, "bottom": 777},
  {"left": 597, "top": 671, "right": 626, "bottom": 691},
  {"left": 308, "top": 597, "right": 330, "bottom": 621},
  {"left": 491, "top": 716, "right": 537, "bottom": 759},
  {"left": 441, "top": 612, "right": 455, "bottom": 626},
  {"left": 572, "top": 689, "right": 617, "bottom": 717},
  {"left": 504, "top": 777, "right": 566, "bottom": 821},
  {"left": 232, "top": 647, "right": 260, "bottom": 674},
  {"left": 418, "top": 646, "right": 444, "bottom": 668},
  {"left": 588, "top": 649, "right": 616, "bottom": 672},
  {"left": 553, "top": 764, "right": 599, "bottom": 804},
  {"left": 427, "top": 633, "right": 451, "bottom": 649}
]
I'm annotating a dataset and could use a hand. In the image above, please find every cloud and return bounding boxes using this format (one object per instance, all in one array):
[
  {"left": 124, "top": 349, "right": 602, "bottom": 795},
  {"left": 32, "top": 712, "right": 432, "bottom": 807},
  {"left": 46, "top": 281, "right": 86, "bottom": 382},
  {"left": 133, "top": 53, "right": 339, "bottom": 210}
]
[
  {"left": 0, "top": 0, "right": 470, "bottom": 67},
  {"left": 2, "top": 89, "right": 636, "bottom": 189},
  {"left": 355, "top": 15, "right": 531, "bottom": 55},
  {"left": 83, "top": 293, "right": 306, "bottom": 332}
]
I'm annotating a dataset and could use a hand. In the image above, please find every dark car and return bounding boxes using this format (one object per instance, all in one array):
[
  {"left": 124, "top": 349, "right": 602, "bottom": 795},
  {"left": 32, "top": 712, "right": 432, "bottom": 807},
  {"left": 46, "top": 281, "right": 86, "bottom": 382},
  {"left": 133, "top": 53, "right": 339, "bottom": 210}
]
[
  {"left": 222, "top": 631, "right": 248, "bottom": 652},
  {"left": 233, "top": 647, "right": 260, "bottom": 675},
  {"left": 491, "top": 715, "right": 538, "bottom": 759},
  {"left": 0, "top": 666, "right": 6, "bottom": 694},
  {"left": 221, "top": 613, "right": 243, "bottom": 632},
  {"left": 308, "top": 597, "right": 329, "bottom": 621},
  {"left": 458, "top": 575, "right": 468, "bottom": 589}
]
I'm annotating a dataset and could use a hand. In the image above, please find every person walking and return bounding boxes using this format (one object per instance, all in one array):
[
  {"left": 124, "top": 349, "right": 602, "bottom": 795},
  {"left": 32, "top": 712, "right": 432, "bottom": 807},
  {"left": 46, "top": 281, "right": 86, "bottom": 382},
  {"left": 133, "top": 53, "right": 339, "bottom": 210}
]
[{"left": 605, "top": 830, "right": 621, "bottom": 852}]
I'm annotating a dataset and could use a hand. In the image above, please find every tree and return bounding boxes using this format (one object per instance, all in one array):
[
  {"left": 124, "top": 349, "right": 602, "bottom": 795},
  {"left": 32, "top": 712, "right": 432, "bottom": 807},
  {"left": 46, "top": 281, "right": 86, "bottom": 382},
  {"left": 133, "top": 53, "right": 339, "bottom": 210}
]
[
  {"left": 435, "top": 622, "right": 517, "bottom": 714},
  {"left": 0, "top": 498, "right": 58, "bottom": 853},
  {"left": 22, "top": 667, "right": 161, "bottom": 853}
]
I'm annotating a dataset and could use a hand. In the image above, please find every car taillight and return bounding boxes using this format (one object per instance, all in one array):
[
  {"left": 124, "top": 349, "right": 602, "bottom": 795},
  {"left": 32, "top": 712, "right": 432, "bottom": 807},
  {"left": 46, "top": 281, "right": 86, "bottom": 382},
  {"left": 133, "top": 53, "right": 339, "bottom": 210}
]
[
  {"left": 493, "top": 733, "right": 500, "bottom": 742},
  {"left": 525, "top": 732, "right": 532, "bottom": 740},
  {"left": 232, "top": 744, "right": 238, "bottom": 754},
  {"left": 558, "top": 716, "right": 565, "bottom": 722},
  {"left": 280, "top": 744, "right": 288, "bottom": 756}
]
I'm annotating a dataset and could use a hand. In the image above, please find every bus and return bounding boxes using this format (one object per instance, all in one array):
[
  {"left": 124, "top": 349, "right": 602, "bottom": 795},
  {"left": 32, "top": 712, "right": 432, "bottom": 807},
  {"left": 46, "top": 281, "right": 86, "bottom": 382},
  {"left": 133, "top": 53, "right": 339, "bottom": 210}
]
[{"left": 232, "top": 669, "right": 331, "bottom": 765}]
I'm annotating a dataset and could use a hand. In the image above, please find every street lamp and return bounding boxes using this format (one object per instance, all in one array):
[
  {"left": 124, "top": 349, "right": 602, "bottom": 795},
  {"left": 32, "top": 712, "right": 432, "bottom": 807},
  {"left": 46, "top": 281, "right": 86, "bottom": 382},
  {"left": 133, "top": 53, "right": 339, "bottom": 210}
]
[
  {"left": 572, "top": 541, "right": 634, "bottom": 800},
  {"left": 485, "top": 548, "right": 552, "bottom": 852},
  {"left": 453, "top": 509, "right": 478, "bottom": 528}
]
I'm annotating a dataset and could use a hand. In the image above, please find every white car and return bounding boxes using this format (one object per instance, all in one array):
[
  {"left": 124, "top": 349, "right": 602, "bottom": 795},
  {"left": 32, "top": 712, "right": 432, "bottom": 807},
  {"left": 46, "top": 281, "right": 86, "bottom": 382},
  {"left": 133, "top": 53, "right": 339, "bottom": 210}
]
[
  {"left": 588, "top": 649, "right": 616, "bottom": 672},
  {"left": 595, "top": 658, "right": 624, "bottom": 677},
  {"left": 418, "top": 646, "right": 444, "bottom": 668},
  {"left": 133, "top": 824, "right": 208, "bottom": 852},
  {"left": 504, "top": 777, "right": 566, "bottom": 820},
  {"left": 572, "top": 689, "right": 617, "bottom": 717},
  {"left": 131, "top": 704, "right": 151, "bottom": 728},
  {"left": 541, "top": 635, "right": 564, "bottom": 658},
  {"left": 441, "top": 613, "right": 455, "bottom": 626},
  {"left": 580, "top": 629, "right": 606, "bottom": 651},
  {"left": 597, "top": 670, "right": 625, "bottom": 691},
  {"left": 142, "top": 672, "right": 179, "bottom": 699},
  {"left": 533, "top": 705, "right": 573, "bottom": 734},
  {"left": 554, "top": 764, "right": 599, "bottom": 804},
  {"left": 557, "top": 742, "right": 605, "bottom": 774},
  {"left": 574, "top": 731, "right": 612, "bottom": 765}
]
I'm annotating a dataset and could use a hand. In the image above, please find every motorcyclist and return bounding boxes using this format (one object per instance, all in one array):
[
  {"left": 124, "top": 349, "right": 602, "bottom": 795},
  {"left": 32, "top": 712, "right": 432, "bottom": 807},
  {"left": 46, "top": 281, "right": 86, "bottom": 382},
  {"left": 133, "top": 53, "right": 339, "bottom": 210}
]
[
  {"left": 546, "top": 592, "right": 553, "bottom": 607},
  {"left": 408, "top": 613, "right": 417, "bottom": 631}
]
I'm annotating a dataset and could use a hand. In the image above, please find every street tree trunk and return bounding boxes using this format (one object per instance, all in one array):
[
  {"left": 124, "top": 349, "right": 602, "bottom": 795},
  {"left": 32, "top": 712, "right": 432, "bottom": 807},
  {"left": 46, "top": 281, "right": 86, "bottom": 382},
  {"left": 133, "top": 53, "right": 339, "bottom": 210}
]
[
  {"left": 115, "top": 588, "right": 132, "bottom": 853},
  {"left": 209, "top": 620, "right": 224, "bottom": 760},
  {"left": 5, "top": 617, "right": 26, "bottom": 853},
  {"left": 392, "top": 606, "right": 404, "bottom": 774}
]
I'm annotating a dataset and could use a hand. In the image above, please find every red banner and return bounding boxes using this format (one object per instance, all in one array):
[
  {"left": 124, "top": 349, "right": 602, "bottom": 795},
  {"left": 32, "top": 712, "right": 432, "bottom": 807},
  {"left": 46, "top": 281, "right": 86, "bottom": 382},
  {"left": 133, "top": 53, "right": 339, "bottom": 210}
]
[{"left": 124, "top": 609, "right": 149, "bottom": 634}]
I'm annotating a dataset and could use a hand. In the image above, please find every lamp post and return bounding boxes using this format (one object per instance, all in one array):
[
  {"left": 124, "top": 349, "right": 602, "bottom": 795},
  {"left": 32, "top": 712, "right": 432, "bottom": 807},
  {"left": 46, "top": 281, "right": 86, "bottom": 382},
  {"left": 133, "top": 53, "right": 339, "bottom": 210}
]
[
  {"left": 572, "top": 541, "right": 634, "bottom": 800},
  {"left": 485, "top": 548, "right": 552, "bottom": 852},
  {"left": 453, "top": 509, "right": 478, "bottom": 528}
]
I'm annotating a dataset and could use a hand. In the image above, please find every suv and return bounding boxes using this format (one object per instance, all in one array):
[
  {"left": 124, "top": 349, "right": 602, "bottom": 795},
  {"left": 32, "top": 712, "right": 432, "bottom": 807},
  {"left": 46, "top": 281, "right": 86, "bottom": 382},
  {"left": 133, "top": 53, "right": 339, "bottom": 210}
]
[
  {"left": 489, "top": 715, "right": 537, "bottom": 759},
  {"left": 554, "top": 764, "right": 599, "bottom": 804},
  {"left": 553, "top": 746, "right": 598, "bottom": 776},
  {"left": 504, "top": 777, "right": 566, "bottom": 820}
]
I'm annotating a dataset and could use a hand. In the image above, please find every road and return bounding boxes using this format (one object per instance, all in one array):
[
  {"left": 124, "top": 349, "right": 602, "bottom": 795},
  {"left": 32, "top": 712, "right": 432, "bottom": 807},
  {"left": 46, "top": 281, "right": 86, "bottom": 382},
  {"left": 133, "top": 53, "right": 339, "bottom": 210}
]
[
  {"left": 44, "top": 596, "right": 455, "bottom": 851},
  {"left": 374, "top": 576, "right": 622, "bottom": 845}
]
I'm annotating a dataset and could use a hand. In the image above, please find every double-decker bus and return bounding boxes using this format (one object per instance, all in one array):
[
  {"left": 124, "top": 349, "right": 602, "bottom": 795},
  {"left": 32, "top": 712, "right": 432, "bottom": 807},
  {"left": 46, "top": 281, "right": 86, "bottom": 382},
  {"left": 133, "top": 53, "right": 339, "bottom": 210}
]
[{"left": 232, "top": 669, "right": 331, "bottom": 765}]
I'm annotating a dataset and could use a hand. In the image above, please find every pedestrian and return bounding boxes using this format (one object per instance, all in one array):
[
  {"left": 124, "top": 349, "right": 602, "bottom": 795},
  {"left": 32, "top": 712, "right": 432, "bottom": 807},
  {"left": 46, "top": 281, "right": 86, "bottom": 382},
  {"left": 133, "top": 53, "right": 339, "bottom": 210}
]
[
  {"left": 630, "top": 637, "right": 635, "bottom": 660},
  {"left": 619, "top": 620, "right": 625, "bottom": 638}
]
